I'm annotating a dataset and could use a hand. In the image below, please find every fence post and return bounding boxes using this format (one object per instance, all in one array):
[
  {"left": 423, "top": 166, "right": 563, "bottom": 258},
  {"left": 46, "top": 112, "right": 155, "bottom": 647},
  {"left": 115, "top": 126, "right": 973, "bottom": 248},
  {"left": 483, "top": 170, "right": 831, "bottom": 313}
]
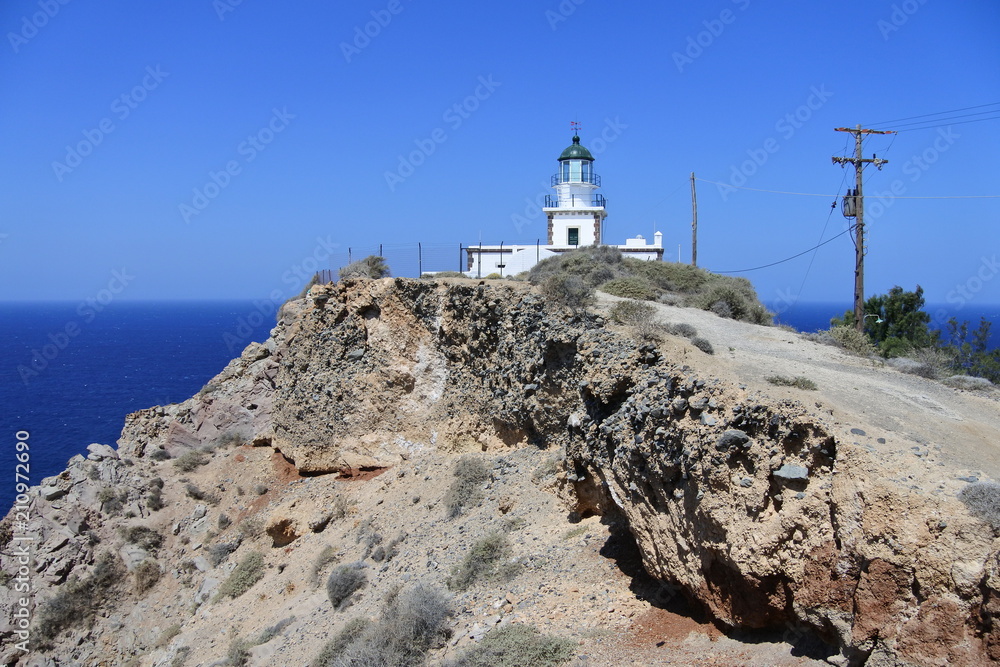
[
  {"left": 379, "top": 244, "right": 382, "bottom": 257},
  {"left": 459, "top": 244, "right": 463, "bottom": 273},
  {"left": 348, "top": 248, "right": 352, "bottom": 263},
  {"left": 418, "top": 242, "right": 422, "bottom": 277}
]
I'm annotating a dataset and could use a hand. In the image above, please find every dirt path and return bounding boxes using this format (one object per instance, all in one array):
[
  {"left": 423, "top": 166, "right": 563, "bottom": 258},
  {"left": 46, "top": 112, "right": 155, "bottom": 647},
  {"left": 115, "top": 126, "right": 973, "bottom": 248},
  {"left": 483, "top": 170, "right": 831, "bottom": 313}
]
[{"left": 597, "top": 294, "right": 1000, "bottom": 487}]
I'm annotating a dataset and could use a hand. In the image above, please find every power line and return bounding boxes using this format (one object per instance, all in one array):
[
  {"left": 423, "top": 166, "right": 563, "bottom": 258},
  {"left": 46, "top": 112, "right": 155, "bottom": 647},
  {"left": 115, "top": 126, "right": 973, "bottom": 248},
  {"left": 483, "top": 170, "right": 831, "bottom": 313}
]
[
  {"left": 891, "top": 113, "right": 1000, "bottom": 133},
  {"left": 864, "top": 102, "right": 1000, "bottom": 127},
  {"left": 694, "top": 178, "right": 1000, "bottom": 198},
  {"left": 883, "top": 109, "right": 1000, "bottom": 130},
  {"left": 710, "top": 226, "right": 854, "bottom": 274}
]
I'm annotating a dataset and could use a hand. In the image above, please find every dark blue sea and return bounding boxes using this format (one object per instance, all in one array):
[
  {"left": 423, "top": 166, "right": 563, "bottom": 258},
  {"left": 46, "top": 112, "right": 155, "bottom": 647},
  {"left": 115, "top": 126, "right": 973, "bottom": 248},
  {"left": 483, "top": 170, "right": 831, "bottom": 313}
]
[
  {"left": 0, "top": 302, "right": 273, "bottom": 513},
  {"left": 2, "top": 299, "right": 998, "bottom": 514},
  {"left": 768, "top": 301, "right": 1000, "bottom": 348}
]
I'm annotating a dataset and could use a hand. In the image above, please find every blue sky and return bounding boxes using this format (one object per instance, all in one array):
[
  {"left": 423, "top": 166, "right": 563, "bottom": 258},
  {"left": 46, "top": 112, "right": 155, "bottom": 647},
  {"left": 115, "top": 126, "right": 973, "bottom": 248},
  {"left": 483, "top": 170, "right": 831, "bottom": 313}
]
[{"left": 1, "top": 0, "right": 998, "bottom": 313}]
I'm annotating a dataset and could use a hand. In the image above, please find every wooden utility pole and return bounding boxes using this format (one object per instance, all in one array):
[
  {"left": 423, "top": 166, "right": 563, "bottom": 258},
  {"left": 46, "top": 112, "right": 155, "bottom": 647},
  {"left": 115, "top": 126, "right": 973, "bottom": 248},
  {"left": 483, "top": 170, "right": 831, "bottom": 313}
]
[
  {"left": 690, "top": 172, "right": 698, "bottom": 267},
  {"left": 831, "top": 125, "right": 893, "bottom": 331}
]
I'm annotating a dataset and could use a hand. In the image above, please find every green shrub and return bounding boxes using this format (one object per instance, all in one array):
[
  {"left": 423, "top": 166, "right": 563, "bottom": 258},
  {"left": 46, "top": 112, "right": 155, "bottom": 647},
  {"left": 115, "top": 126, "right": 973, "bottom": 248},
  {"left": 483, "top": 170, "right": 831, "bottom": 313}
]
[
  {"left": 829, "top": 326, "right": 877, "bottom": 357},
  {"left": 36, "top": 552, "right": 124, "bottom": 645},
  {"left": 690, "top": 337, "right": 714, "bottom": 355},
  {"left": 767, "top": 375, "right": 817, "bottom": 390},
  {"left": 311, "top": 545, "right": 340, "bottom": 587},
  {"left": 608, "top": 299, "right": 656, "bottom": 325},
  {"left": 448, "top": 532, "right": 519, "bottom": 591},
  {"left": 314, "top": 585, "right": 452, "bottom": 666},
  {"left": 666, "top": 322, "right": 698, "bottom": 339},
  {"left": 943, "top": 375, "right": 995, "bottom": 391},
  {"left": 538, "top": 274, "right": 594, "bottom": 310},
  {"left": 134, "top": 560, "right": 161, "bottom": 594},
  {"left": 311, "top": 617, "right": 372, "bottom": 667},
  {"left": 227, "top": 637, "right": 253, "bottom": 667},
  {"left": 958, "top": 482, "right": 1000, "bottom": 529},
  {"left": 184, "top": 483, "right": 220, "bottom": 505},
  {"left": 156, "top": 623, "right": 181, "bottom": 647},
  {"left": 216, "top": 552, "right": 265, "bottom": 600},
  {"left": 326, "top": 563, "right": 367, "bottom": 609},
  {"left": 445, "top": 623, "right": 576, "bottom": 667},
  {"left": 174, "top": 450, "right": 208, "bottom": 472},
  {"left": 121, "top": 525, "right": 163, "bottom": 551},
  {"left": 687, "top": 280, "right": 772, "bottom": 325},
  {"left": 149, "top": 448, "right": 171, "bottom": 461},
  {"left": 444, "top": 456, "right": 490, "bottom": 519},
  {"left": 339, "top": 255, "right": 391, "bottom": 280},
  {"left": 171, "top": 646, "right": 191, "bottom": 667},
  {"left": 599, "top": 277, "right": 655, "bottom": 300}
]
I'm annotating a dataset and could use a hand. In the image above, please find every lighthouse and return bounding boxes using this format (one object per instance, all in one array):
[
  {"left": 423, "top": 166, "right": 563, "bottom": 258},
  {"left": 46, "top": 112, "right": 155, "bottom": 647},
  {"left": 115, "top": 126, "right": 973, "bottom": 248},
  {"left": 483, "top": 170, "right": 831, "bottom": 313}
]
[
  {"left": 543, "top": 131, "right": 607, "bottom": 247},
  {"left": 462, "top": 124, "right": 663, "bottom": 277}
]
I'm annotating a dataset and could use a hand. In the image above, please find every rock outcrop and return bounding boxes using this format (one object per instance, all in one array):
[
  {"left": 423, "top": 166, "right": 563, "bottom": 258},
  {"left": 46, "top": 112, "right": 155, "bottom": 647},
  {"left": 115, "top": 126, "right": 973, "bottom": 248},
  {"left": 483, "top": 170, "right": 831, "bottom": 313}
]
[{"left": 3, "top": 277, "right": 998, "bottom": 666}]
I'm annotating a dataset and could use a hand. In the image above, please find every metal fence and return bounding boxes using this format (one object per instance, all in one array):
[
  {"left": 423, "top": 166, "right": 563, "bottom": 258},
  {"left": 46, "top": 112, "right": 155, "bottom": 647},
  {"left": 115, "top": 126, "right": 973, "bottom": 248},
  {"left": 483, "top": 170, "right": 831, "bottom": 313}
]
[{"left": 315, "top": 240, "right": 549, "bottom": 281}]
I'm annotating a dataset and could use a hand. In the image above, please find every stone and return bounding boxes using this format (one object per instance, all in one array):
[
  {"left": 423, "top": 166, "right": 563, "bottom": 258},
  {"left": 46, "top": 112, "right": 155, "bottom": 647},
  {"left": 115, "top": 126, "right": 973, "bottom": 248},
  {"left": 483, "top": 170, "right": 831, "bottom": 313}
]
[
  {"left": 40, "top": 485, "right": 66, "bottom": 501},
  {"left": 773, "top": 464, "right": 809, "bottom": 481},
  {"left": 345, "top": 348, "right": 366, "bottom": 361},
  {"left": 715, "top": 429, "right": 750, "bottom": 451},
  {"left": 86, "top": 443, "right": 119, "bottom": 460}
]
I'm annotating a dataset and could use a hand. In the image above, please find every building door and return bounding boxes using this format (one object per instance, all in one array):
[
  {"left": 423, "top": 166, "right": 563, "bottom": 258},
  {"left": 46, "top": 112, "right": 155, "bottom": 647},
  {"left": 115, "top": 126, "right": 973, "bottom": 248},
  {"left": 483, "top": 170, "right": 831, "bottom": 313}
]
[{"left": 568, "top": 228, "right": 579, "bottom": 246}]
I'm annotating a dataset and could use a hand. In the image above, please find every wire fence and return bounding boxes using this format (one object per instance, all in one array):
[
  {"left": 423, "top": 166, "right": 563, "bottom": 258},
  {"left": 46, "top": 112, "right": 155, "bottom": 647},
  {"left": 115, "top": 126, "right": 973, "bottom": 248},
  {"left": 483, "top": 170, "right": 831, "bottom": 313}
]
[{"left": 315, "top": 240, "right": 551, "bottom": 281}]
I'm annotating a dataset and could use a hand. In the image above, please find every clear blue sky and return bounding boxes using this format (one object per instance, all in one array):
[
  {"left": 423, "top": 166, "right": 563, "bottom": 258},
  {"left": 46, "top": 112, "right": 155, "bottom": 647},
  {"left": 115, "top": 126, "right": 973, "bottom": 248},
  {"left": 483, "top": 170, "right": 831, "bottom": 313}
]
[{"left": 1, "top": 0, "right": 998, "bottom": 311}]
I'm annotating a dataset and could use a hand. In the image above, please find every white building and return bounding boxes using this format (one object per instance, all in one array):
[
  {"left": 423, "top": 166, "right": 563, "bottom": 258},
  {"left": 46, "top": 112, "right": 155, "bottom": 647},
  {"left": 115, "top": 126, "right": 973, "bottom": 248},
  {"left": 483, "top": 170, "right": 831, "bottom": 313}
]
[{"left": 465, "top": 133, "right": 663, "bottom": 276}]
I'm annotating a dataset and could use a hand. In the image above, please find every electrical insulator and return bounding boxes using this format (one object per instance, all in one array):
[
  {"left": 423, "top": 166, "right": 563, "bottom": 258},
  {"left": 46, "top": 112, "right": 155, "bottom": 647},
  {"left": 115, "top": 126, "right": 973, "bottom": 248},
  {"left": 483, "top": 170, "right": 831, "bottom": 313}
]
[{"left": 841, "top": 189, "right": 857, "bottom": 218}]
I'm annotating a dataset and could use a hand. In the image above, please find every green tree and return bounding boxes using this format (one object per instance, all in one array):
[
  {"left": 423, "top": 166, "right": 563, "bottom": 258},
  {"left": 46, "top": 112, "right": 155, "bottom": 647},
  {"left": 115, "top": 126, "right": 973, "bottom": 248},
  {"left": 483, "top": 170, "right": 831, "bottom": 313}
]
[
  {"left": 832, "top": 285, "right": 932, "bottom": 357},
  {"left": 941, "top": 317, "right": 1000, "bottom": 383}
]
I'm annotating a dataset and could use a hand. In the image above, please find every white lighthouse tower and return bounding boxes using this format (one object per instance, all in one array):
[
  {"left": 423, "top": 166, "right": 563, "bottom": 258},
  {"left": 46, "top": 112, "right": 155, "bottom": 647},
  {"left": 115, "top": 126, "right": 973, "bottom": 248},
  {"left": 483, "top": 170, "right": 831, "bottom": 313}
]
[
  {"left": 543, "top": 127, "right": 607, "bottom": 247},
  {"left": 462, "top": 124, "right": 663, "bottom": 277}
]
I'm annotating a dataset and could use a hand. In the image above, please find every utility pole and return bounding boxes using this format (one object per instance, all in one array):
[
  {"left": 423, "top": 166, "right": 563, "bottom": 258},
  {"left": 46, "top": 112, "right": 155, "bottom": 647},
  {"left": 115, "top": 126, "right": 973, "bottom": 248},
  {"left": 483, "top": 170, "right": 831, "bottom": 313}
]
[
  {"left": 831, "top": 125, "right": 893, "bottom": 331},
  {"left": 690, "top": 172, "right": 698, "bottom": 267}
]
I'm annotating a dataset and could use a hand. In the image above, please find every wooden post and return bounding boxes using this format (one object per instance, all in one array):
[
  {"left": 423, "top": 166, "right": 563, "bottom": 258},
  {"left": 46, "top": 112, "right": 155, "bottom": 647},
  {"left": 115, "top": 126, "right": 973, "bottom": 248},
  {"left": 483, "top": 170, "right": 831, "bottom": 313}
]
[{"left": 690, "top": 172, "right": 698, "bottom": 267}]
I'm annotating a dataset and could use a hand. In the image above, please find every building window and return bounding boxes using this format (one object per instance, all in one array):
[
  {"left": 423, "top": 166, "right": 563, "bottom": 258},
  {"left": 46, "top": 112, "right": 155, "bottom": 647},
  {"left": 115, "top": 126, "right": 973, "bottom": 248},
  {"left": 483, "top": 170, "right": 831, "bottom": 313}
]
[{"left": 568, "top": 228, "right": 579, "bottom": 246}]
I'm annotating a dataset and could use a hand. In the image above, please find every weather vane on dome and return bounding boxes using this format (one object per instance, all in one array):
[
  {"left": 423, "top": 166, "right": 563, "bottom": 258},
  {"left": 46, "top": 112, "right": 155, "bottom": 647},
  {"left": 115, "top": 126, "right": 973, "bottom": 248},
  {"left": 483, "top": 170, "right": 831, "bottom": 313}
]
[{"left": 570, "top": 120, "right": 581, "bottom": 135}]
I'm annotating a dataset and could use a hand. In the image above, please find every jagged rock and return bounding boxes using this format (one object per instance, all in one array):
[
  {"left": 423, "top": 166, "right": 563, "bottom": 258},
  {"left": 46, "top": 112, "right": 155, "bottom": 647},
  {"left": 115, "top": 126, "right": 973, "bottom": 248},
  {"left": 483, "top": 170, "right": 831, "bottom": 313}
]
[
  {"left": 86, "top": 443, "right": 119, "bottom": 460},
  {"left": 6, "top": 278, "right": 999, "bottom": 667}
]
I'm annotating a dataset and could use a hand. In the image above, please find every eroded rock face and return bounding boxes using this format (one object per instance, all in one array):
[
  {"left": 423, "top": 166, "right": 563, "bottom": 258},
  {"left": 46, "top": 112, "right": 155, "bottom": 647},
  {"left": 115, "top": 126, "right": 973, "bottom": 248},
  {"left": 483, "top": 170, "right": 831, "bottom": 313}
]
[
  {"left": 6, "top": 278, "right": 997, "bottom": 666},
  {"left": 267, "top": 278, "right": 1000, "bottom": 665}
]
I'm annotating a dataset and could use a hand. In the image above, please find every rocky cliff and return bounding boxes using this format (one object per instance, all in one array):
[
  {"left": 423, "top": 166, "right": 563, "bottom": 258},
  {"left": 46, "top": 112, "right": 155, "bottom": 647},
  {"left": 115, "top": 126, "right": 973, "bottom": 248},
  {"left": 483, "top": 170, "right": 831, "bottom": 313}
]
[{"left": 3, "top": 277, "right": 998, "bottom": 666}]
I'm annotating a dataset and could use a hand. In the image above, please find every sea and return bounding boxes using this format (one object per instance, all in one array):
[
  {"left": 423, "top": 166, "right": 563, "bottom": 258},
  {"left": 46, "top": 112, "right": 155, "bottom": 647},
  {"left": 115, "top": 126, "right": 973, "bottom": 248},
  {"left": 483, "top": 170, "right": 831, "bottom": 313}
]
[{"left": 2, "top": 299, "right": 998, "bottom": 513}]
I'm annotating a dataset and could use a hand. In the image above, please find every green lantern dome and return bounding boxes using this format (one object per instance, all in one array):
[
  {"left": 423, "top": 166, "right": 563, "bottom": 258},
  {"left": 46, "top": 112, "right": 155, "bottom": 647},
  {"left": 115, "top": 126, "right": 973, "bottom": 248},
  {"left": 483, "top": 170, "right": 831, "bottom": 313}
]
[{"left": 558, "top": 135, "right": 594, "bottom": 161}]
